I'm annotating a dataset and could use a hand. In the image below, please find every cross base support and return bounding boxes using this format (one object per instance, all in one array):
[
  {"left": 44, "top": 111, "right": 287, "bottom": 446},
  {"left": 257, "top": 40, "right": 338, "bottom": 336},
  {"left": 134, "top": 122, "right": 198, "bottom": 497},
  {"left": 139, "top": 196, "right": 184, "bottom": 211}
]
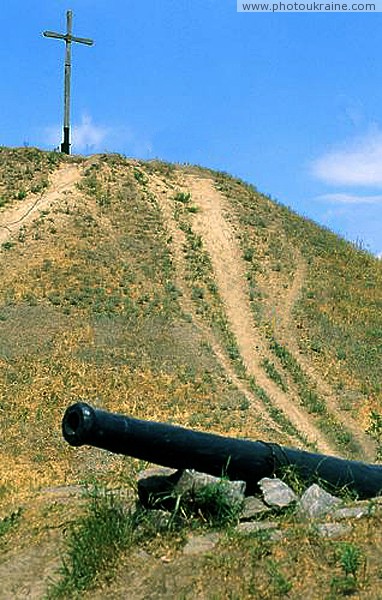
[{"left": 61, "top": 127, "right": 70, "bottom": 155}]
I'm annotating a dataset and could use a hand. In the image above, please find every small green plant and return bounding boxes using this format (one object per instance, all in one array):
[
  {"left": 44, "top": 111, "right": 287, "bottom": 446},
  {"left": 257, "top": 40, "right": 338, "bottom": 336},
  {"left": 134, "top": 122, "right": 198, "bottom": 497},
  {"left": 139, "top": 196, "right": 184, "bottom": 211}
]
[
  {"left": 31, "top": 179, "right": 48, "bottom": 194},
  {"left": 191, "top": 285, "right": 204, "bottom": 300},
  {"left": 96, "top": 193, "right": 111, "bottom": 207},
  {"left": 267, "top": 560, "right": 293, "bottom": 596},
  {"left": 367, "top": 410, "right": 382, "bottom": 458},
  {"left": 133, "top": 168, "right": 148, "bottom": 185},
  {"left": 227, "top": 342, "right": 240, "bottom": 361},
  {"left": 197, "top": 483, "right": 241, "bottom": 527},
  {"left": 174, "top": 191, "right": 191, "bottom": 204},
  {"left": 301, "top": 389, "right": 326, "bottom": 415},
  {"left": 338, "top": 542, "right": 364, "bottom": 579},
  {"left": 1, "top": 241, "right": 14, "bottom": 251},
  {"left": 175, "top": 480, "right": 243, "bottom": 528},
  {"left": 243, "top": 247, "right": 255, "bottom": 262},
  {"left": 328, "top": 542, "right": 365, "bottom": 597},
  {"left": 278, "top": 464, "right": 308, "bottom": 496},
  {"left": 262, "top": 358, "right": 288, "bottom": 392},
  {"left": 17, "top": 226, "right": 26, "bottom": 242},
  {"left": 48, "top": 489, "right": 137, "bottom": 597},
  {"left": 0, "top": 508, "right": 22, "bottom": 540}
]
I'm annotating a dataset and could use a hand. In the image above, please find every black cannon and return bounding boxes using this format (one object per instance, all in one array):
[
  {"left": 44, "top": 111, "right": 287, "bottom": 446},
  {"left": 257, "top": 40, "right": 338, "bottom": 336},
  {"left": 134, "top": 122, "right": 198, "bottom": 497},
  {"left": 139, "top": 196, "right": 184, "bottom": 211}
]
[{"left": 62, "top": 402, "right": 382, "bottom": 499}]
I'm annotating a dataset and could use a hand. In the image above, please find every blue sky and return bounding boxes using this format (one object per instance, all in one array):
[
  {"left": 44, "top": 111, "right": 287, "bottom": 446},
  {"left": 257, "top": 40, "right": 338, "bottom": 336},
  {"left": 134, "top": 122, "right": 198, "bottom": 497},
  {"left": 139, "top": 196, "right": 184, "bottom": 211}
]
[{"left": 1, "top": 1, "right": 382, "bottom": 256}]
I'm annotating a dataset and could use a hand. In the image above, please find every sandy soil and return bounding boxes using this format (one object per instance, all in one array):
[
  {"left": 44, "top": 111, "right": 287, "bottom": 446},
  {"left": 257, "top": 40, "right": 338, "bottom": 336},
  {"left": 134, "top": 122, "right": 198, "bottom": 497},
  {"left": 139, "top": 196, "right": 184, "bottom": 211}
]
[
  {"left": 147, "top": 172, "right": 283, "bottom": 436},
  {"left": 181, "top": 175, "right": 334, "bottom": 454}
]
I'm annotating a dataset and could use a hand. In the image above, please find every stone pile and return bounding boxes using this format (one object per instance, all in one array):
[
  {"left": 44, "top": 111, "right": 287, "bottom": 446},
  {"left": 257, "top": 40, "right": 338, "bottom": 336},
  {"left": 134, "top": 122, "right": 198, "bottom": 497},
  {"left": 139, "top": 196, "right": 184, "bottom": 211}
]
[{"left": 137, "top": 467, "right": 381, "bottom": 553}]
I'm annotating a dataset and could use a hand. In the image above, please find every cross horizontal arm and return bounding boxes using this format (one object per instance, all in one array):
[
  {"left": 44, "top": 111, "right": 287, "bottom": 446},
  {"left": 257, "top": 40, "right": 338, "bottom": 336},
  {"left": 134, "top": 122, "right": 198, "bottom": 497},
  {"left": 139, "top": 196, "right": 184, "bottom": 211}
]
[
  {"left": 42, "top": 31, "right": 94, "bottom": 45},
  {"left": 71, "top": 35, "right": 94, "bottom": 46},
  {"left": 43, "top": 30, "right": 66, "bottom": 40}
]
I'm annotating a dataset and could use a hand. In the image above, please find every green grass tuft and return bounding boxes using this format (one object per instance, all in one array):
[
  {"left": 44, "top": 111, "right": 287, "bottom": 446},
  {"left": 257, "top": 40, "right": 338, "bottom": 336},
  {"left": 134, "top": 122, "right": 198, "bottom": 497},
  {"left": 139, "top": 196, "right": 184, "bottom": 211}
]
[{"left": 48, "top": 489, "right": 138, "bottom": 598}]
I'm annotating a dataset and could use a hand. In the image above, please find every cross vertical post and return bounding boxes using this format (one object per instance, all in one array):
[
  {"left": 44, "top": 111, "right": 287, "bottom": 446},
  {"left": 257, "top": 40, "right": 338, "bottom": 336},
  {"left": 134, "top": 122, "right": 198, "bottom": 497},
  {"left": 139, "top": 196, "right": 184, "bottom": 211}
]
[
  {"left": 43, "top": 10, "right": 94, "bottom": 154},
  {"left": 63, "top": 10, "right": 73, "bottom": 154}
]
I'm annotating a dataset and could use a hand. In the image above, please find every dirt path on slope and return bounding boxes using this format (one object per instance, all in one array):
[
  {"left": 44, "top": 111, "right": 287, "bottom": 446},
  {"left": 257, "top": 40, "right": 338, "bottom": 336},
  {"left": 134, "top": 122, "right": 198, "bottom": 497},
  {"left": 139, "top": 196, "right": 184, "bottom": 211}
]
[
  {"left": 0, "top": 163, "right": 82, "bottom": 246},
  {"left": 147, "top": 172, "right": 286, "bottom": 438},
  {"left": 270, "top": 251, "right": 376, "bottom": 461},
  {"left": 177, "top": 174, "right": 334, "bottom": 454}
]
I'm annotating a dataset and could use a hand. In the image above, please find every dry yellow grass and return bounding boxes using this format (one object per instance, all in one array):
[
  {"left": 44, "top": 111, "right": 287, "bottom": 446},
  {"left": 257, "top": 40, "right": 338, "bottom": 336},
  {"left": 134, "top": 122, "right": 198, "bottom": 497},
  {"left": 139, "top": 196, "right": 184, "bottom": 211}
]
[{"left": 0, "top": 149, "right": 381, "bottom": 598}]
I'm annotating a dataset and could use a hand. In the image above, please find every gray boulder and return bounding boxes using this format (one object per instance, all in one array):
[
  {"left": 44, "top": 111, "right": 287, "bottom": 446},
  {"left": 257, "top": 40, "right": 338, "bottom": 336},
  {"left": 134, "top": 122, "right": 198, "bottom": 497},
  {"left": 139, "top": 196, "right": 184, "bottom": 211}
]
[
  {"left": 236, "top": 520, "right": 282, "bottom": 540},
  {"left": 240, "top": 496, "right": 270, "bottom": 520},
  {"left": 298, "top": 484, "right": 341, "bottom": 518},
  {"left": 258, "top": 477, "right": 298, "bottom": 508},
  {"left": 174, "top": 470, "right": 246, "bottom": 505},
  {"left": 332, "top": 505, "right": 370, "bottom": 520}
]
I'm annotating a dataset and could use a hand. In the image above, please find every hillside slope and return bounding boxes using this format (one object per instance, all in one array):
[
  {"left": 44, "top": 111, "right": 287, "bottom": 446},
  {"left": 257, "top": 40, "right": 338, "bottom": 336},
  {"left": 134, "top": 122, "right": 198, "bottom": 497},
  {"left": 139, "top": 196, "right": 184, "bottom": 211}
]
[{"left": 0, "top": 148, "right": 381, "bottom": 598}]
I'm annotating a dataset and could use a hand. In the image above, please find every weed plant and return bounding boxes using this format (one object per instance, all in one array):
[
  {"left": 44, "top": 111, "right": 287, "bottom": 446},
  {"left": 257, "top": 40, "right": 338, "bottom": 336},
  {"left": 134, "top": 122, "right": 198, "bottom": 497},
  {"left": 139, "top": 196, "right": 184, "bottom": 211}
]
[
  {"left": 329, "top": 542, "right": 366, "bottom": 597},
  {"left": 0, "top": 508, "right": 22, "bottom": 544},
  {"left": 261, "top": 358, "right": 288, "bottom": 392},
  {"left": 367, "top": 410, "right": 382, "bottom": 459},
  {"left": 48, "top": 489, "right": 138, "bottom": 597},
  {"left": 175, "top": 481, "right": 243, "bottom": 529}
]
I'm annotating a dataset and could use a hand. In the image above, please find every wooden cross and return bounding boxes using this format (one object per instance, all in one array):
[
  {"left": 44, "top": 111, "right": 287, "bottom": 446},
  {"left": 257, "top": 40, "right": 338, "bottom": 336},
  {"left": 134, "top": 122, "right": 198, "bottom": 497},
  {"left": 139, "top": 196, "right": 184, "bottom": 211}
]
[{"left": 43, "top": 10, "right": 94, "bottom": 154}]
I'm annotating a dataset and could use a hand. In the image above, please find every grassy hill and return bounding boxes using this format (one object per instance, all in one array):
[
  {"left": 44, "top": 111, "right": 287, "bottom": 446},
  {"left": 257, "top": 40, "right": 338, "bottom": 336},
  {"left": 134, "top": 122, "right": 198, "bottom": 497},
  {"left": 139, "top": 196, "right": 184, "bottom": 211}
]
[{"left": 0, "top": 147, "right": 381, "bottom": 598}]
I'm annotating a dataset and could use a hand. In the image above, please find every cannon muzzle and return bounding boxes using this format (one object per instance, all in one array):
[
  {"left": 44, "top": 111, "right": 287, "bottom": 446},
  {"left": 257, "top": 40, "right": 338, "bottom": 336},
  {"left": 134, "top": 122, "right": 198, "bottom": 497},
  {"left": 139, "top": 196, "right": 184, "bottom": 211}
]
[
  {"left": 62, "top": 402, "right": 382, "bottom": 498},
  {"left": 63, "top": 402, "right": 97, "bottom": 446}
]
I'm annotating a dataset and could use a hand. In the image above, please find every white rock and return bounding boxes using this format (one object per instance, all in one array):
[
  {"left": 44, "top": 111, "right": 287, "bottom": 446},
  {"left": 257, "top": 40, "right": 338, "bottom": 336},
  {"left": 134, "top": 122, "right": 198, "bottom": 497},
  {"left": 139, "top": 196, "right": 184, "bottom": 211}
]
[
  {"left": 298, "top": 484, "right": 341, "bottom": 518},
  {"left": 258, "top": 477, "right": 298, "bottom": 508}
]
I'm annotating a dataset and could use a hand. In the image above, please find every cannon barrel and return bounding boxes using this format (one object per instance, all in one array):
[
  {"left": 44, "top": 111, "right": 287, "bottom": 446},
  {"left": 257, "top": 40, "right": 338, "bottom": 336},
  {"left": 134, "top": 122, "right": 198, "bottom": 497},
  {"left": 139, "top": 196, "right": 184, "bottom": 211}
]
[{"left": 62, "top": 402, "right": 382, "bottom": 498}]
